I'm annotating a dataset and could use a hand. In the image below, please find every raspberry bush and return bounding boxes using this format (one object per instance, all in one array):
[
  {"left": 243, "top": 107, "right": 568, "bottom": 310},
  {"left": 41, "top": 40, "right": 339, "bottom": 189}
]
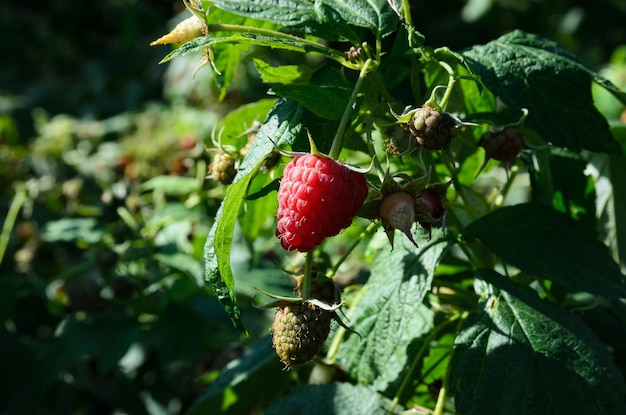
[
  {"left": 6, "top": 2, "right": 626, "bottom": 414},
  {"left": 114, "top": 1, "right": 626, "bottom": 414}
]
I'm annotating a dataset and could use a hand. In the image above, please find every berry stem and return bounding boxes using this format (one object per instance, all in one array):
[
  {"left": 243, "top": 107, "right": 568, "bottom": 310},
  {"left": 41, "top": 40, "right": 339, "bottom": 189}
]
[
  {"left": 364, "top": 118, "right": 386, "bottom": 182},
  {"left": 430, "top": 60, "right": 456, "bottom": 110},
  {"left": 329, "top": 58, "right": 377, "bottom": 160},
  {"left": 324, "top": 283, "right": 367, "bottom": 361},
  {"left": 0, "top": 185, "right": 27, "bottom": 266},
  {"left": 327, "top": 221, "right": 379, "bottom": 279},
  {"left": 488, "top": 164, "right": 520, "bottom": 207},
  {"left": 401, "top": 0, "right": 413, "bottom": 26},
  {"left": 433, "top": 312, "right": 469, "bottom": 415},
  {"left": 301, "top": 251, "right": 314, "bottom": 300},
  {"left": 388, "top": 312, "right": 463, "bottom": 414}
]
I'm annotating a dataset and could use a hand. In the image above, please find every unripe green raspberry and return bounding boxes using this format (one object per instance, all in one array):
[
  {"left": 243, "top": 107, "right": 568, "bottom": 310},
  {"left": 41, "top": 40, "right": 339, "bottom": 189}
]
[
  {"left": 270, "top": 300, "right": 333, "bottom": 369},
  {"left": 409, "top": 106, "right": 456, "bottom": 150},
  {"left": 210, "top": 152, "right": 237, "bottom": 185}
]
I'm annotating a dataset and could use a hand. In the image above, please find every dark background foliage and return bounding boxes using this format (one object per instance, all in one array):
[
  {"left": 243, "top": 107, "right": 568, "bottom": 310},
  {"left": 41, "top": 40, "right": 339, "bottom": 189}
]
[{"left": 1, "top": 1, "right": 625, "bottom": 414}]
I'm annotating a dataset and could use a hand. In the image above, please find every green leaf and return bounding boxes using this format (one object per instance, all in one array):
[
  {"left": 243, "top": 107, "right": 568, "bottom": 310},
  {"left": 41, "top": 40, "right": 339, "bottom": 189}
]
[
  {"left": 214, "top": 98, "right": 277, "bottom": 149},
  {"left": 238, "top": 174, "right": 278, "bottom": 241},
  {"left": 464, "top": 203, "right": 626, "bottom": 298},
  {"left": 202, "top": 6, "right": 281, "bottom": 98},
  {"left": 450, "top": 269, "right": 626, "bottom": 415},
  {"left": 592, "top": 71, "right": 626, "bottom": 107},
  {"left": 212, "top": 42, "right": 250, "bottom": 100},
  {"left": 548, "top": 150, "right": 596, "bottom": 229},
  {"left": 40, "top": 313, "right": 141, "bottom": 387},
  {"left": 204, "top": 99, "right": 304, "bottom": 334},
  {"left": 41, "top": 218, "right": 103, "bottom": 244},
  {"left": 153, "top": 253, "right": 204, "bottom": 286},
  {"left": 337, "top": 234, "right": 449, "bottom": 391},
  {"left": 146, "top": 300, "right": 230, "bottom": 364},
  {"left": 264, "top": 382, "right": 399, "bottom": 415},
  {"left": 253, "top": 59, "right": 318, "bottom": 85},
  {"left": 315, "top": 0, "right": 398, "bottom": 38},
  {"left": 462, "top": 30, "right": 621, "bottom": 153},
  {"left": 187, "top": 336, "right": 289, "bottom": 415},
  {"left": 271, "top": 66, "right": 353, "bottom": 120},
  {"left": 160, "top": 33, "right": 345, "bottom": 65},
  {"left": 141, "top": 175, "right": 199, "bottom": 195},
  {"left": 208, "top": 0, "right": 398, "bottom": 41}
]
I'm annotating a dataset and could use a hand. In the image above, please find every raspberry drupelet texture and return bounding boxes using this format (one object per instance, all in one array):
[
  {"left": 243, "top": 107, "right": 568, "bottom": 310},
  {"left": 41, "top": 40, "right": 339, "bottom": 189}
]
[
  {"left": 270, "top": 300, "right": 333, "bottom": 368},
  {"left": 479, "top": 126, "right": 524, "bottom": 162},
  {"left": 275, "top": 154, "right": 368, "bottom": 252},
  {"left": 409, "top": 106, "right": 456, "bottom": 150}
]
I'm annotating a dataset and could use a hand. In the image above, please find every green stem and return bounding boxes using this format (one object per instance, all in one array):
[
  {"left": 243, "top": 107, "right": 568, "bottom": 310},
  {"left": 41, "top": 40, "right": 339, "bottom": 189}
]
[
  {"left": 302, "top": 251, "right": 314, "bottom": 300},
  {"left": 205, "top": 23, "right": 358, "bottom": 69},
  {"left": 329, "top": 59, "right": 377, "bottom": 159},
  {"left": 388, "top": 313, "right": 461, "bottom": 414},
  {"left": 324, "top": 283, "right": 367, "bottom": 361},
  {"left": 364, "top": 118, "right": 386, "bottom": 182},
  {"left": 401, "top": 0, "right": 413, "bottom": 26},
  {"left": 433, "top": 311, "right": 469, "bottom": 415},
  {"left": 433, "top": 383, "right": 448, "bottom": 415},
  {"left": 435, "top": 60, "right": 456, "bottom": 110},
  {"left": 490, "top": 164, "right": 520, "bottom": 207},
  {"left": 0, "top": 186, "right": 27, "bottom": 267}
]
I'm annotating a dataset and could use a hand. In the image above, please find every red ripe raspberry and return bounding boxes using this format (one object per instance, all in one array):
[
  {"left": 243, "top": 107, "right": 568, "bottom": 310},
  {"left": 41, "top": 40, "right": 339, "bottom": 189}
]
[{"left": 276, "top": 154, "right": 368, "bottom": 252}]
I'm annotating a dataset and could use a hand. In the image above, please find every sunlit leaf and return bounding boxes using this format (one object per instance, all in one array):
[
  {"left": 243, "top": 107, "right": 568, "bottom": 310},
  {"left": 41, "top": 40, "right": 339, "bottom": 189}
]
[
  {"left": 204, "top": 98, "right": 304, "bottom": 334},
  {"left": 337, "top": 234, "right": 449, "bottom": 391},
  {"left": 208, "top": 0, "right": 398, "bottom": 41},
  {"left": 160, "top": 33, "right": 345, "bottom": 65}
]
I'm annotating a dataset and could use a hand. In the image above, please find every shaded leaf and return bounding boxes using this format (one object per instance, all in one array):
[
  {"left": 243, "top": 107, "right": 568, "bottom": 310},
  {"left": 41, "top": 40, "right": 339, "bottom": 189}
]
[
  {"left": 464, "top": 203, "right": 626, "bottom": 298},
  {"left": 204, "top": 99, "right": 304, "bottom": 334},
  {"left": 337, "top": 234, "right": 449, "bottom": 391},
  {"left": 40, "top": 313, "right": 141, "bottom": 387},
  {"left": 187, "top": 336, "right": 288, "bottom": 415},
  {"left": 450, "top": 269, "right": 626, "bottom": 415},
  {"left": 0, "top": 329, "right": 40, "bottom": 414},
  {"left": 153, "top": 253, "right": 204, "bottom": 286},
  {"left": 548, "top": 150, "right": 596, "bottom": 229},
  {"left": 462, "top": 30, "right": 621, "bottom": 153},
  {"left": 264, "top": 382, "right": 399, "bottom": 415}
]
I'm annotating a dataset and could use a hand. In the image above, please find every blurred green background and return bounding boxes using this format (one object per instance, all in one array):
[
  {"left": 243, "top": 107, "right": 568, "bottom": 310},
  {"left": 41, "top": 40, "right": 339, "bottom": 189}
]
[{"left": 1, "top": 1, "right": 625, "bottom": 414}]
